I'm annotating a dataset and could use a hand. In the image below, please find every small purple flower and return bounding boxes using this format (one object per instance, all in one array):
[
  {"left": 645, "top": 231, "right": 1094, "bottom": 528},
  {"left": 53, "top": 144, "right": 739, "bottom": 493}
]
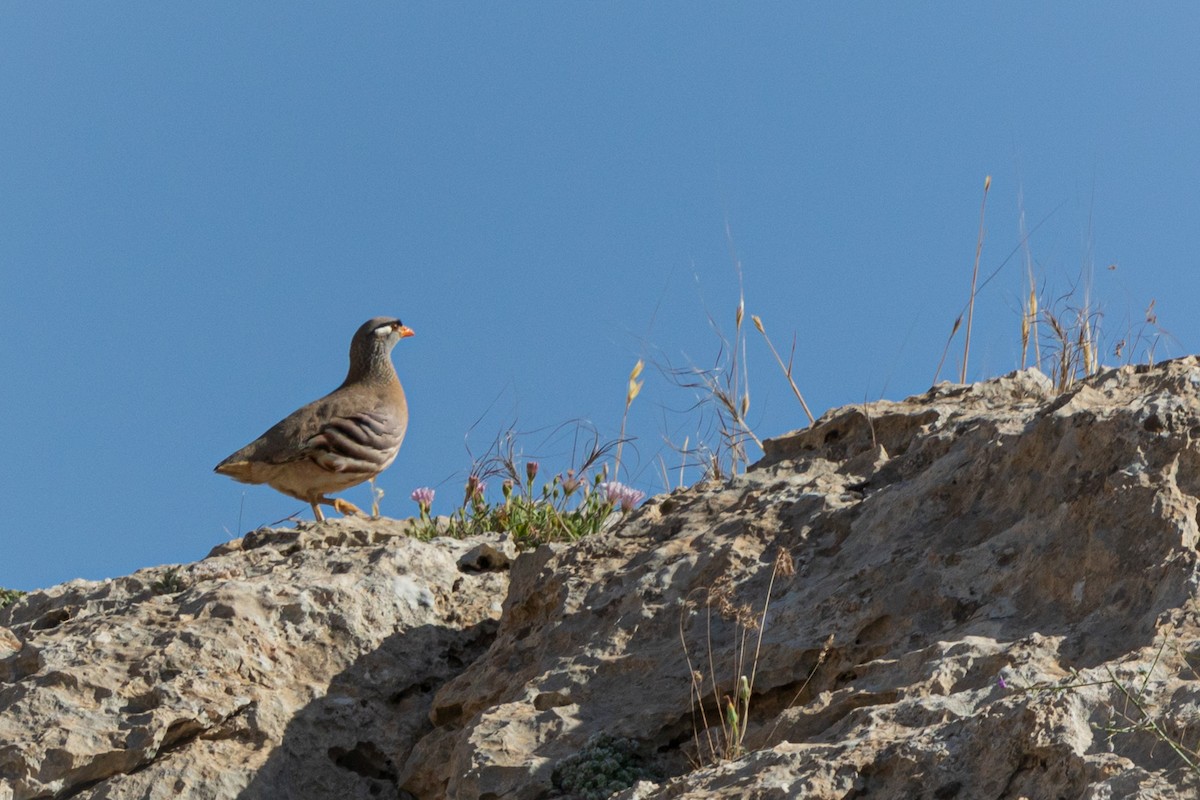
[
  {"left": 599, "top": 481, "right": 624, "bottom": 505},
  {"left": 526, "top": 461, "right": 539, "bottom": 483},
  {"left": 619, "top": 486, "right": 645, "bottom": 512},
  {"left": 599, "top": 482, "right": 645, "bottom": 512},
  {"left": 411, "top": 487, "right": 435, "bottom": 518},
  {"left": 997, "top": 674, "right": 1009, "bottom": 690},
  {"left": 463, "top": 475, "right": 487, "bottom": 506}
]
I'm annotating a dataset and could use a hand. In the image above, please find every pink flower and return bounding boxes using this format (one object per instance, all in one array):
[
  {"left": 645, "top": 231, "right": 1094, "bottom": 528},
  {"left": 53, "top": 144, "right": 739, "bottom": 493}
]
[
  {"left": 600, "top": 479, "right": 628, "bottom": 503},
  {"left": 599, "top": 482, "right": 645, "bottom": 512},
  {"left": 410, "top": 487, "right": 435, "bottom": 517},
  {"left": 620, "top": 486, "right": 645, "bottom": 511},
  {"left": 463, "top": 475, "right": 487, "bottom": 506}
]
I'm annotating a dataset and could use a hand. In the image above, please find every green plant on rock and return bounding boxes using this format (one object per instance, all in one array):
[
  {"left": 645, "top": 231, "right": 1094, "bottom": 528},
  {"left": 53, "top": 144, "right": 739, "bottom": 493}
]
[
  {"left": 0, "top": 587, "right": 25, "bottom": 610},
  {"left": 551, "top": 732, "right": 655, "bottom": 800},
  {"left": 150, "top": 568, "right": 186, "bottom": 596},
  {"left": 409, "top": 463, "right": 646, "bottom": 549}
]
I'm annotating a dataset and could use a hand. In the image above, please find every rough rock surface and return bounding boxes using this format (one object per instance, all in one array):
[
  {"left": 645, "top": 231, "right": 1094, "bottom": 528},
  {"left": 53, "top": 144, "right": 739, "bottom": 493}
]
[
  {"left": 0, "top": 520, "right": 510, "bottom": 799},
  {"left": 7, "top": 360, "right": 1200, "bottom": 799}
]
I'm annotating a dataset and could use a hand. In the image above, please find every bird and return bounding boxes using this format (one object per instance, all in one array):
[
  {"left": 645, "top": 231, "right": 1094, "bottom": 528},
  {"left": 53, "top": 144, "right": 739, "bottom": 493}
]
[{"left": 215, "top": 317, "right": 414, "bottom": 521}]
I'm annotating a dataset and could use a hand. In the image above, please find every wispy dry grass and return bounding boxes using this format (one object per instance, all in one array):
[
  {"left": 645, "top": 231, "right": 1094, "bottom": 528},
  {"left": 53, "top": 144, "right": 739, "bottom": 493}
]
[
  {"left": 679, "top": 548, "right": 805, "bottom": 765},
  {"left": 1007, "top": 631, "right": 1200, "bottom": 779},
  {"left": 658, "top": 272, "right": 761, "bottom": 481},
  {"left": 1041, "top": 293, "right": 1101, "bottom": 391},
  {"left": 1016, "top": 261, "right": 1170, "bottom": 392},
  {"left": 935, "top": 187, "right": 1066, "bottom": 386}
]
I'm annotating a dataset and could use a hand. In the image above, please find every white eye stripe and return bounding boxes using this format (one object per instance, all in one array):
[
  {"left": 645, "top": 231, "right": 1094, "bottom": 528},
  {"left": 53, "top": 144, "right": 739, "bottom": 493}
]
[{"left": 373, "top": 323, "right": 399, "bottom": 335}]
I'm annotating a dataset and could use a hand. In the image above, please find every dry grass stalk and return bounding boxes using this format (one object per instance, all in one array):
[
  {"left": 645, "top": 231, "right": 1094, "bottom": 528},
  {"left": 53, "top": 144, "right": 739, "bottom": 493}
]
[
  {"left": 751, "top": 315, "right": 815, "bottom": 424},
  {"left": 1020, "top": 286, "right": 1039, "bottom": 368},
  {"left": 1017, "top": 188, "right": 1042, "bottom": 370},
  {"left": 935, "top": 194, "right": 1063, "bottom": 385},
  {"left": 961, "top": 174, "right": 992, "bottom": 383},
  {"left": 369, "top": 477, "right": 384, "bottom": 518},
  {"left": 933, "top": 314, "right": 963, "bottom": 385},
  {"left": 680, "top": 549, "right": 798, "bottom": 765},
  {"left": 1039, "top": 298, "right": 1103, "bottom": 392},
  {"left": 613, "top": 359, "right": 644, "bottom": 482},
  {"left": 662, "top": 271, "right": 762, "bottom": 479}
]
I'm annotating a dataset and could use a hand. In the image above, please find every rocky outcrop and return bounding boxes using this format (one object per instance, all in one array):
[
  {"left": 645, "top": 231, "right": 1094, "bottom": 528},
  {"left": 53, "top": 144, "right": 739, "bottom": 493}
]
[
  {"left": 0, "top": 522, "right": 510, "bottom": 799},
  {"left": 6, "top": 360, "right": 1200, "bottom": 798}
]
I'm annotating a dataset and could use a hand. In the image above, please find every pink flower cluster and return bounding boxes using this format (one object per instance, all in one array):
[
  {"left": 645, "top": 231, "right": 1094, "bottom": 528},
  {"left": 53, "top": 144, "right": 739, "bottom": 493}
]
[
  {"left": 598, "top": 481, "right": 645, "bottom": 512},
  {"left": 410, "top": 487, "right": 435, "bottom": 515}
]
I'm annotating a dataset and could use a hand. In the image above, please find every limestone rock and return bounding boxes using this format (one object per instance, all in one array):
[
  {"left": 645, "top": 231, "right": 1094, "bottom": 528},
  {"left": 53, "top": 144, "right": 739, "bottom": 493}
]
[
  {"left": 402, "top": 362, "right": 1200, "bottom": 798},
  {"left": 0, "top": 519, "right": 507, "bottom": 799},
  {"left": 7, "top": 361, "right": 1200, "bottom": 798}
]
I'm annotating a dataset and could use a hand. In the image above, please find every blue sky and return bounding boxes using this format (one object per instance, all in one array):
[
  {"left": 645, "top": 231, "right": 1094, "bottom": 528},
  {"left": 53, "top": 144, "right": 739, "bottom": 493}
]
[{"left": 3, "top": 5, "right": 1198, "bottom": 590}]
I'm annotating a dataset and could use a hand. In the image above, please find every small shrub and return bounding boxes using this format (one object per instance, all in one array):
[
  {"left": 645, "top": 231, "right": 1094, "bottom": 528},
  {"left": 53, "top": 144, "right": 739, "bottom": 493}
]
[
  {"left": 551, "top": 732, "right": 655, "bottom": 800},
  {"left": 150, "top": 568, "right": 186, "bottom": 595},
  {"left": 0, "top": 587, "right": 25, "bottom": 610}
]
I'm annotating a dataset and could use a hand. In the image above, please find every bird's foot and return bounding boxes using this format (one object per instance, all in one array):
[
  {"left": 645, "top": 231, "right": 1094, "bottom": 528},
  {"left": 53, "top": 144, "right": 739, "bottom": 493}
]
[{"left": 333, "top": 498, "right": 364, "bottom": 517}]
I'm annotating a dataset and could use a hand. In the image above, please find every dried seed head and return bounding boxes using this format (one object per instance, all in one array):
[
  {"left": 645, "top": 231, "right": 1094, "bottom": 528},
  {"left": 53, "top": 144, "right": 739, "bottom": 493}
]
[
  {"left": 775, "top": 548, "right": 795, "bottom": 577},
  {"left": 626, "top": 359, "right": 644, "bottom": 406},
  {"left": 735, "top": 603, "right": 759, "bottom": 629}
]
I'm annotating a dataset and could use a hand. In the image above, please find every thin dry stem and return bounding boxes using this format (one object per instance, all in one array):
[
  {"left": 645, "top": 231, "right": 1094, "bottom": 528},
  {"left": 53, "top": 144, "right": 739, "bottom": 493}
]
[
  {"left": 933, "top": 315, "right": 963, "bottom": 384},
  {"left": 613, "top": 359, "right": 644, "bottom": 482},
  {"left": 752, "top": 315, "right": 815, "bottom": 423},
  {"left": 961, "top": 174, "right": 992, "bottom": 383}
]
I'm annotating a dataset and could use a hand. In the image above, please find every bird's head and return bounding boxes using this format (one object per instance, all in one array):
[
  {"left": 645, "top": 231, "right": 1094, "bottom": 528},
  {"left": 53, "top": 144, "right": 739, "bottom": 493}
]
[{"left": 348, "top": 316, "right": 414, "bottom": 380}]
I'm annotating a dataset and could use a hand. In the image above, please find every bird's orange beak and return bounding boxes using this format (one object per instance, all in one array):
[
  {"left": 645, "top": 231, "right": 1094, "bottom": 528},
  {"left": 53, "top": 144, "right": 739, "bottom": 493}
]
[{"left": 397, "top": 325, "right": 415, "bottom": 338}]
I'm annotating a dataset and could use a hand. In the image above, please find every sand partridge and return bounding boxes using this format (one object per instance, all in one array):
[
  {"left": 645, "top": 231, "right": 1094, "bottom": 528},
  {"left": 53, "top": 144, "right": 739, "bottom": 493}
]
[{"left": 215, "top": 317, "right": 414, "bottom": 521}]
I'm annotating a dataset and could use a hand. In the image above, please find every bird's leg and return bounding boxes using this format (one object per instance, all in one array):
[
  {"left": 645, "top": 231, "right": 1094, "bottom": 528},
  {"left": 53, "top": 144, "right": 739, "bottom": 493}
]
[{"left": 311, "top": 502, "right": 326, "bottom": 522}]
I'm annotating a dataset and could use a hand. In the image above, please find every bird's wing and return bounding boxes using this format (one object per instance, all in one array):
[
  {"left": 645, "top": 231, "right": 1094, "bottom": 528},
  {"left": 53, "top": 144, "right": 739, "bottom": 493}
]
[{"left": 302, "top": 409, "right": 408, "bottom": 474}]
